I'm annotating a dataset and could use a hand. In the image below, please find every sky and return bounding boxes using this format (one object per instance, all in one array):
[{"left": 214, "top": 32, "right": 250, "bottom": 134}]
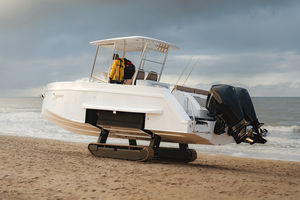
[{"left": 0, "top": 0, "right": 299, "bottom": 97}]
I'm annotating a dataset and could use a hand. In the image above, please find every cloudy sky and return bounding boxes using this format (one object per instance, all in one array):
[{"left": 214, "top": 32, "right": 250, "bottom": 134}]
[{"left": 0, "top": 0, "right": 299, "bottom": 96}]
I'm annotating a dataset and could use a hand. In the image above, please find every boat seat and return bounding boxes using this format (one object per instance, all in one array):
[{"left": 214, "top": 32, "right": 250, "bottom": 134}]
[
  {"left": 145, "top": 71, "right": 158, "bottom": 81},
  {"left": 124, "top": 69, "right": 145, "bottom": 85},
  {"left": 136, "top": 69, "right": 145, "bottom": 80}
]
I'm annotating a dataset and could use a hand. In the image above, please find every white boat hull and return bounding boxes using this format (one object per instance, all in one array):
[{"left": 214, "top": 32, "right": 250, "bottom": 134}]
[{"left": 42, "top": 81, "right": 234, "bottom": 145}]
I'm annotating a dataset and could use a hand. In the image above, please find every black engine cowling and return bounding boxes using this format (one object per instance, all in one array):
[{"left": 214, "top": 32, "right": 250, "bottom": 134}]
[{"left": 206, "top": 84, "right": 267, "bottom": 144}]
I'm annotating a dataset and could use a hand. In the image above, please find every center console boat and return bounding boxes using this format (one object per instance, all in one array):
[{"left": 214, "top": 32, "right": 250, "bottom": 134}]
[{"left": 42, "top": 36, "right": 267, "bottom": 162}]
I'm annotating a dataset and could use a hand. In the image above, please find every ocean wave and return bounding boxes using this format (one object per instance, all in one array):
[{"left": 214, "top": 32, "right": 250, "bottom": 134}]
[
  {"left": 0, "top": 111, "right": 42, "bottom": 123},
  {"left": 264, "top": 125, "right": 300, "bottom": 133}
]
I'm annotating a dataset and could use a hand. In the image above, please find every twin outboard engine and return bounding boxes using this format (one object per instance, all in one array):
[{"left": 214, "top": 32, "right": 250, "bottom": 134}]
[{"left": 206, "top": 84, "right": 267, "bottom": 144}]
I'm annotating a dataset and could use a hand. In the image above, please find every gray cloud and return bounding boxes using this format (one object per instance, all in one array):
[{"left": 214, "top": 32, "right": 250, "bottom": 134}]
[{"left": 0, "top": 0, "right": 300, "bottom": 96}]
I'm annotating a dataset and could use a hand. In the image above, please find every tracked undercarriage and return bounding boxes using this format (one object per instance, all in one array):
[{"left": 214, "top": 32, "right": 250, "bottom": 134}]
[{"left": 88, "top": 128, "right": 197, "bottom": 162}]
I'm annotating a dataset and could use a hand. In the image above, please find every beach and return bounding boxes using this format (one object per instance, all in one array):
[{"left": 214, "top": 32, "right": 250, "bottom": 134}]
[{"left": 1, "top": 136, "right": 299, "bottom": 200}]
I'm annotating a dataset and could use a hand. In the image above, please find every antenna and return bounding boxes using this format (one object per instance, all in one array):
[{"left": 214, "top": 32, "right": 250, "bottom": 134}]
[
  {"left": 182, "top": 58, "right": 200, "bottom": 86},
  {"left": 175, "top": 56, "right": 193, "bottom": 86}
]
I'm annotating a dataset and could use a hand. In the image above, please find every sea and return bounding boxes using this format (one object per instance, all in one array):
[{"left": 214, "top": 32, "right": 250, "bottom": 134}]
[{"left": 0, "top": 97, "right": 299, "bottom": 162}]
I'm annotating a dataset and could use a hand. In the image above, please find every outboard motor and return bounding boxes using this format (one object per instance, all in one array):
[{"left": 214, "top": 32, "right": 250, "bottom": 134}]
[
  {"left": 235, "top": 87, "right": 260, "bottom": 132},
  {"left": 206, "top": 84, "right": 267, "bottom": 144}
]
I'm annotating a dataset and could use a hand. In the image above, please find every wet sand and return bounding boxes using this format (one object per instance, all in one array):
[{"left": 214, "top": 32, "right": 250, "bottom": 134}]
[{"left": 1, "top": 135, "right": 299, "bottom": 200}]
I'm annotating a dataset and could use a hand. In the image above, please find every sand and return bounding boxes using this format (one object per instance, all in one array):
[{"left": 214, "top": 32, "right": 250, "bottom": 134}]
[{"left": 0, "top": 135, "right": 299, "bottom": 200}]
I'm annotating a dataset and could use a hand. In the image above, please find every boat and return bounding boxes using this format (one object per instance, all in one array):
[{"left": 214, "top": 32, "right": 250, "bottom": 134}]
[{"left": 41, "top": 36, "right": 268, "bottom": 162}]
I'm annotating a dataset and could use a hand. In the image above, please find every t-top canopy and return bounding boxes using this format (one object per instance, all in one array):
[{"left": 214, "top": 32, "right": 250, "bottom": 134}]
[{"left": 90, "top": 36, "right": 179, "bottom": 52}]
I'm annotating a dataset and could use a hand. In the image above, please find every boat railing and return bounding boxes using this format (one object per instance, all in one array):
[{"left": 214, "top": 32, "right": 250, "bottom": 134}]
[
  {"left": 173, "top": 85, "right": 209, "bottom": 96},
  {"left": 142, "top": 58, "right": 164, "bottom": 66}
]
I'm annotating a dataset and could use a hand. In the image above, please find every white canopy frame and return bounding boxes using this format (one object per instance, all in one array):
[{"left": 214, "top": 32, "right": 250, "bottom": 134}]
[{"left": 89, "top": 36, "right": 179, "bottom": 84}]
